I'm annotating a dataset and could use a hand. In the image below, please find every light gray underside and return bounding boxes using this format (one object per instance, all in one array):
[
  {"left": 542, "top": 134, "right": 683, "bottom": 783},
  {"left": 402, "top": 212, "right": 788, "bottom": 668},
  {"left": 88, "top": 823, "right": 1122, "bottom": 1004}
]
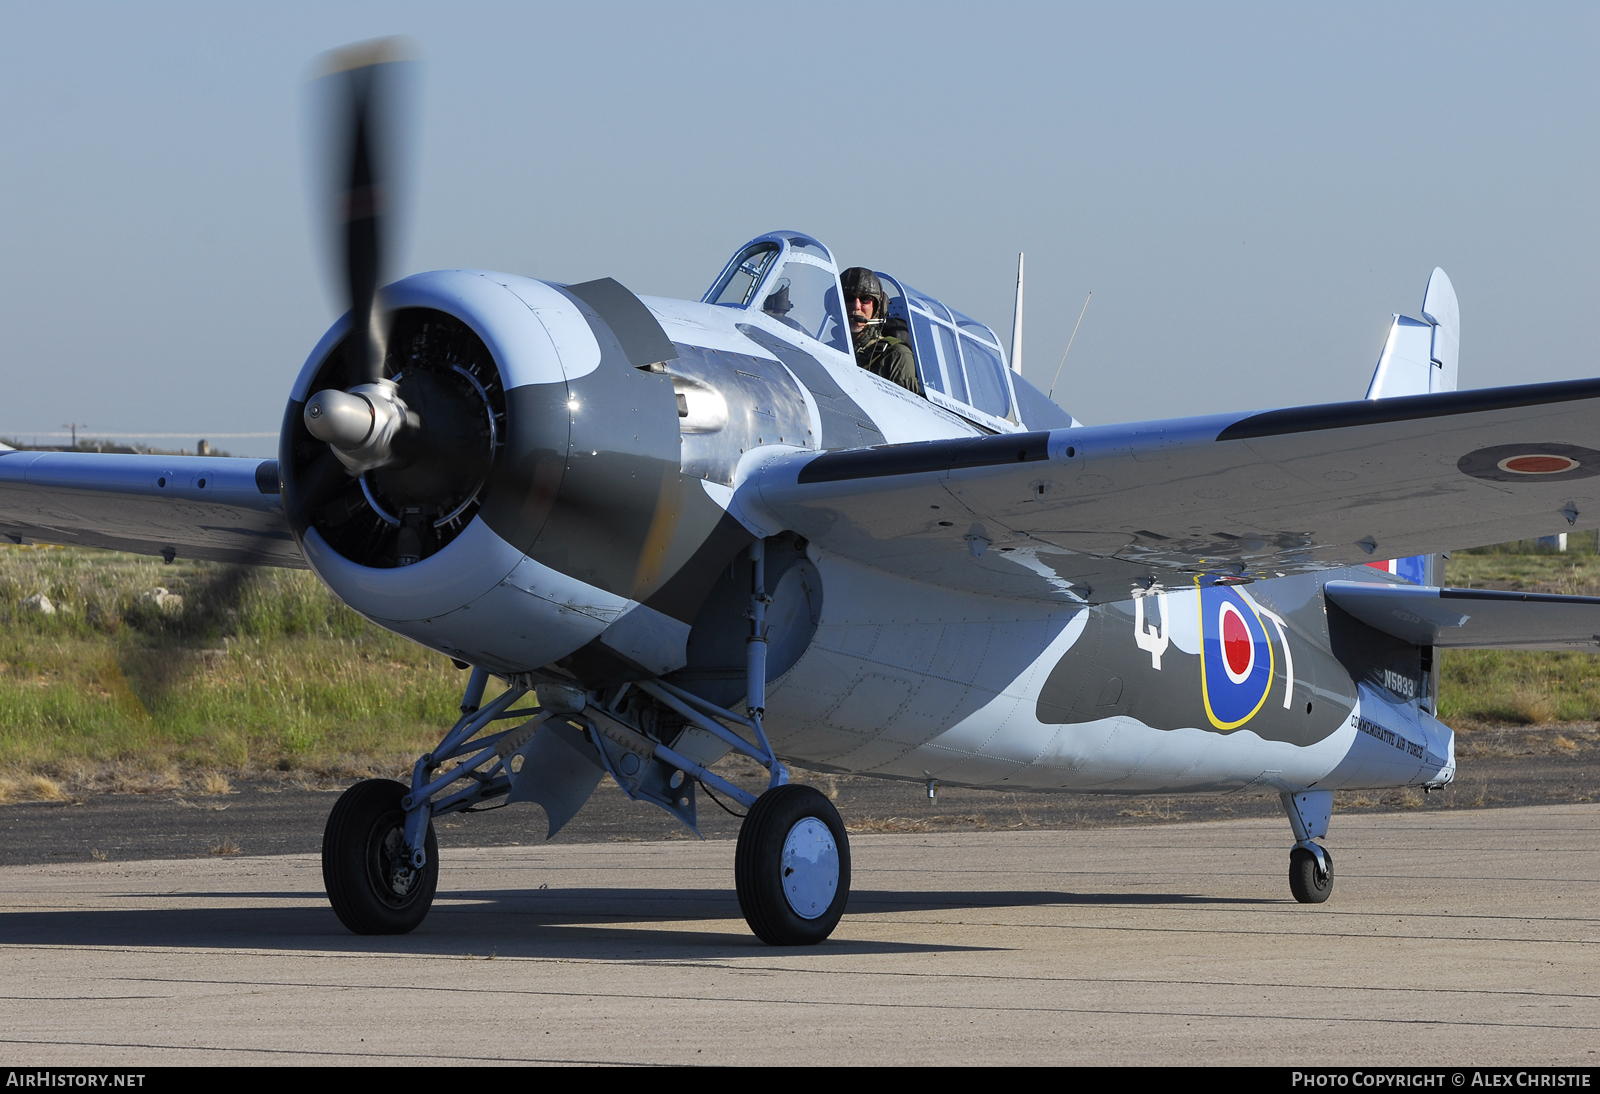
[
  {"left": 1325, "top": 580, "right": 1600, "bottom": 650},
  {"left": 0, "top": 452, "right": 300, "bottom": 567},
  {"left": 753, "top": 389, "right": 1600, "bottom": 603}
]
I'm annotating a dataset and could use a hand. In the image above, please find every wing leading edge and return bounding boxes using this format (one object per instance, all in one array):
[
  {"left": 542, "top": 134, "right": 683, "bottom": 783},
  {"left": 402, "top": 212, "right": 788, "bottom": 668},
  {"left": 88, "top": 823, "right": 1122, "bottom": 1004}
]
[
  {"left": 0, "top": 451, "right": 300, "bottom": 567},
  {"left": 744, "top": 374, "right": 1600, "bottom": 602}
]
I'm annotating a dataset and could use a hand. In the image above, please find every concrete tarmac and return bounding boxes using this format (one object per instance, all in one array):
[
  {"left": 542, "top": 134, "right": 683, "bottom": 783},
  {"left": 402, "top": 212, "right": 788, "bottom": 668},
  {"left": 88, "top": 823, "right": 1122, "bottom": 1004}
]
[{"left": 0, "top": 804, "right": 1596, "bottom": 1066}]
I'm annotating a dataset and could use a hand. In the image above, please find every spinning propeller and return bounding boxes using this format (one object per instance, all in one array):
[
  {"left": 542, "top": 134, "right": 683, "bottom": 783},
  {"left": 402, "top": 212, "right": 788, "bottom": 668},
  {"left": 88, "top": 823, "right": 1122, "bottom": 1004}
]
[
  {"left": 303, "top": 39, "right": 417, "bottom": 474},
  {"left": 292, "top": 40, "right": 501, "bottom": 568}
]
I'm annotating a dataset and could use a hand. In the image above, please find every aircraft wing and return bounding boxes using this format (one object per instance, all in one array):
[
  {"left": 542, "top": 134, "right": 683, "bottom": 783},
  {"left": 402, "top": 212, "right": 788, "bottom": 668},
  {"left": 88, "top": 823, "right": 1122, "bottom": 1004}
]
[
  {"left": 744, "top": 375, "right": 1600, "bottom": 603},
  {"left": 0, "top": 451, "right": 301, "bottom": 567},
  {"left": 1324, "top": 581, "right": 1600, "bottom": 650}
]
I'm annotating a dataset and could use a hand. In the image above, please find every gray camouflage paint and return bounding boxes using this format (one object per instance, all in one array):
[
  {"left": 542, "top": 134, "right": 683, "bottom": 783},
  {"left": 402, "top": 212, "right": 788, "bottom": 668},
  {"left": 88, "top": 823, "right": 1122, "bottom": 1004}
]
[{"left": 1036, "top": 569, "right": 1427, "bottom": 746}]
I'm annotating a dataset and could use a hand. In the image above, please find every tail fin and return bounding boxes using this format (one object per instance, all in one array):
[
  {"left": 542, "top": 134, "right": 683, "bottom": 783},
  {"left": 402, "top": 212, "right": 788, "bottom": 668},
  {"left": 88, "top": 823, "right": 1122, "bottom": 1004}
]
[
  {"left": 1364, "top": 268, "right": 1459, "bottom": 399},
  {"left": 1361, "top": 268, "right": 1460, "bottom": 714}
]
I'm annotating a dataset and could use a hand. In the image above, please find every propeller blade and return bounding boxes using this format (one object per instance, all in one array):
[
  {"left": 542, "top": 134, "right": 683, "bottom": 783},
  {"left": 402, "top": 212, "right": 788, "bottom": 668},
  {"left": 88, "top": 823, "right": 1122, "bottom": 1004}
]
[{"left": 312, "top": 38, "right": 414, "bottom": 387}]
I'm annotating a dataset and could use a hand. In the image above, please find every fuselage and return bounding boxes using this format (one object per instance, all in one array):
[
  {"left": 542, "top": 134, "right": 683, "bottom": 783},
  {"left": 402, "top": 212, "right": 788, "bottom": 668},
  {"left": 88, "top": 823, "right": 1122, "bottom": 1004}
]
[
  {"left": 282, "top": 241, "right": 1454, "bottom": 800},
  {"left": 762, "top": 557, "right": 1454, "bottom": 795}
]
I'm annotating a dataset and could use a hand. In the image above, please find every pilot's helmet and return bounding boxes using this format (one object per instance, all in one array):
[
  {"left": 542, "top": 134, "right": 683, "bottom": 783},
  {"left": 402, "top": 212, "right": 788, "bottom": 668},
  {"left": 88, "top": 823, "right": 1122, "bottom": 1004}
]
[{"left": 840, "top": 267, "right": 887, "bottom": 320}]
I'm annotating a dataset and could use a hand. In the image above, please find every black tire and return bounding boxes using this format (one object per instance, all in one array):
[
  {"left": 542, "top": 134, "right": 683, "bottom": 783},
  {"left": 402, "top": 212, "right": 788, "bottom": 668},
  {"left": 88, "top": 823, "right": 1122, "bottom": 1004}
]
[
  {"left": 1289, "top": 845, "right": 1334, "bottom": 904},
  {"left": 735, "top": 784, "right": 850, "bottom": 945},
  {"left": 322, "top": 779, "right": 439, "bottom": 934}
]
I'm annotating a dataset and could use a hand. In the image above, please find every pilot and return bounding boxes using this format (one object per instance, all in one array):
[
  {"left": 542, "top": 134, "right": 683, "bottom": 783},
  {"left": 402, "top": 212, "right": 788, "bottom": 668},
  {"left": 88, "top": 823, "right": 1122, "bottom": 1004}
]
[{"left": 840, "top": 267, "right": 920, "bottom": 395}]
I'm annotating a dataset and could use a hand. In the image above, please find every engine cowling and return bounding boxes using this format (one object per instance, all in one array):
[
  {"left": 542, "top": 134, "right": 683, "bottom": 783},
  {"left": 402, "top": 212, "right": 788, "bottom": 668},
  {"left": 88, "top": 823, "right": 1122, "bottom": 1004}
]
[{"left": 281, "top": 270, "right": 747, "bottom": 677}]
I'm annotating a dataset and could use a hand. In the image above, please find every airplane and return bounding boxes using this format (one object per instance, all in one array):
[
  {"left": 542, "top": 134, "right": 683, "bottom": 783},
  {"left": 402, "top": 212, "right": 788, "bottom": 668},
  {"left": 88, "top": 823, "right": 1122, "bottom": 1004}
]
[{"left": 5, "top": 42, "right": 1600, "bottom": 946}]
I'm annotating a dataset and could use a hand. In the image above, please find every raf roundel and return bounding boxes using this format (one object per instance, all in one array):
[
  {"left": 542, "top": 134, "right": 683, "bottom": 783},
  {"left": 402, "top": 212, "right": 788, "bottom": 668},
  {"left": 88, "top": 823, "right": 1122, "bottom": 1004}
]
[
  {"left": 1197, "top": 580, "right": 1276, "bottom": 731},
  {"left": 1458, "top": 443, "right": 1600, "bottom": 483}
]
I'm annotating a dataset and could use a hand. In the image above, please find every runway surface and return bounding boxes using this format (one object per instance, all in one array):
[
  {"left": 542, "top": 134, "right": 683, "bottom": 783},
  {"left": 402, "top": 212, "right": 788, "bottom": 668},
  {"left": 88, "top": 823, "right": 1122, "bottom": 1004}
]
[{"left": 1, "top": 804, "right": 1596, "bottom": 1066}]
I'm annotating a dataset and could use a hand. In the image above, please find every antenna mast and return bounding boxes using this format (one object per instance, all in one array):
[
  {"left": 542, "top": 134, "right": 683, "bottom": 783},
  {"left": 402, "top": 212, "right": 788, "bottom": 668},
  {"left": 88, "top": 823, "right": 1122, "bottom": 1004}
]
[{"left": 1048, "top": 292, "right": 1093, "bottom": 401}]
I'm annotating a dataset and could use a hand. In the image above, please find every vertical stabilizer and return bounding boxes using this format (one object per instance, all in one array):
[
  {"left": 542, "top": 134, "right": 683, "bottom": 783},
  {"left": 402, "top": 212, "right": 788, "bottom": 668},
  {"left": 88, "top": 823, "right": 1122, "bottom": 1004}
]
[
  {"left": 1360, "top": 269, "right": 1460, "bottom": 715},
  {"left": 1420, "top": 267, "right": 1459, "bottom": 394},
  {"left": 1364, "top": 267, "right": 1460, "bottom": 399}
]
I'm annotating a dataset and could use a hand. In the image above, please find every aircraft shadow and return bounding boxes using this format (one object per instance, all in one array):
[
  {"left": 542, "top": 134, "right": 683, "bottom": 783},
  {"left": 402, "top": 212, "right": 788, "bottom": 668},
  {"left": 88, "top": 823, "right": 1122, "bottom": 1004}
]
[
  {"left": 0, "top": 886, "right": 979, "bottom": 959},
  {"left": 0, "top": 885, "right": 1274, "bottom": 958},
  {"left": 847, "top": 889, "right": 1277, "bottom": 911}
]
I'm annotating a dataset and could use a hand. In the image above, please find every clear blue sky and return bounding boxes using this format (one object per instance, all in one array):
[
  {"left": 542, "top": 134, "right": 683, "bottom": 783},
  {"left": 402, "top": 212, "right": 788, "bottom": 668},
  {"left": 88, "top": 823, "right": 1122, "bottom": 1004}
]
[{"left": 1, "top": 2, "right": 1594, "bottom": 456}]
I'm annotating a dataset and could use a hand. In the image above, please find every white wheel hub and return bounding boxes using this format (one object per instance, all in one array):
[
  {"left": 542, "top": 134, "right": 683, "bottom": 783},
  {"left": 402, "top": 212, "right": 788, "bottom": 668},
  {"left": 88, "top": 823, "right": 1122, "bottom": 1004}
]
[{"left": 781, "top": 817, "right": 839, "bottom": 920}]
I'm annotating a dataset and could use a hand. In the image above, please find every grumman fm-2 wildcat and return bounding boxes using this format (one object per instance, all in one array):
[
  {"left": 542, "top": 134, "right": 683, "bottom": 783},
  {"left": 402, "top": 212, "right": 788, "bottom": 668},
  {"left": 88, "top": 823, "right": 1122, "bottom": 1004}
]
[{"left": 5, "top": 43, "right": 1600, "bottom": 945}]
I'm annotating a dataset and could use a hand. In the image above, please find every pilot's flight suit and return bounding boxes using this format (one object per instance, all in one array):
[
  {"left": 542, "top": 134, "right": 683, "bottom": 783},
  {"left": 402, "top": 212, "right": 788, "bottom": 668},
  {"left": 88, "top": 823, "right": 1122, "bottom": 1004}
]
[{"left": 854, "top": 332, "right": 921, "bottom": 395}]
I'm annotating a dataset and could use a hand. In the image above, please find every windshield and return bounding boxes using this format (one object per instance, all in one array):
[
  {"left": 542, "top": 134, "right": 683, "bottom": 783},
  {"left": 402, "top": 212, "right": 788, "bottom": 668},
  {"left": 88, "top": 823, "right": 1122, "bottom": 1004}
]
[
  {"left": 709, "top": 243, "right": 780, "bottom": 307},
  {"left": 762, "top": 259, "right": 848, "bottom": 353}
]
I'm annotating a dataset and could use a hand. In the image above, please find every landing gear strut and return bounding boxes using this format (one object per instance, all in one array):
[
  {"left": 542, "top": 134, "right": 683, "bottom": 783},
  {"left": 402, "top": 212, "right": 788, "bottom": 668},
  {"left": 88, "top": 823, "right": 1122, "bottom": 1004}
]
[
  {"left": 730, "top": 540, "right": 850, "bottom": 943},
  {"left": 320, "top": 539, "right": 849, "bottom": 944},
  {"left": 322, "top": 667, "right": 529, "bottom": 936},
  {"left": 1282, "top": 790, "right": 1334, "bottom": 904}
]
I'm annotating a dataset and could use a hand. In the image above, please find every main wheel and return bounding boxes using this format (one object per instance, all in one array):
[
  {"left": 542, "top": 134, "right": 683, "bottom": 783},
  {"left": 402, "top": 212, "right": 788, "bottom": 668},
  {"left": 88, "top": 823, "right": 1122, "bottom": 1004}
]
[
  {"left": 322, "top": 779, "right": 439, "bottom": 934},
  {"left": 1289, "top": 844, "right": 1334, "bottom": 904},
  {"left": 735, "top": 784, "right": 850, "bottom": 945}
]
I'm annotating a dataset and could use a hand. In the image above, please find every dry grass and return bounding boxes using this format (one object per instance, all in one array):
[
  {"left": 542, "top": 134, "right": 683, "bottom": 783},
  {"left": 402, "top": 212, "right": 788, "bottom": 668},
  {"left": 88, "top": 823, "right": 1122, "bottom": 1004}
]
[
  {"left": 0, "top": 773, "right": 70, "bottom": 803},
  {"left": 209, "top": 839, "right": 241, "bottom": 856},
  {"left": 844, "top": 806, "right": 1058, "bottom": 834},
  {"left": 1453, "top": 721, "right": 1600, "bottom": 759},
  {"left": 846, "top": 817, "right": 932, "bottom": 833},
  {"left": 1115, "top": 800, "right": 1186, "bottom": 821},
  {"left": 198, "top": 771, "right": 232, "bottom": 795}
]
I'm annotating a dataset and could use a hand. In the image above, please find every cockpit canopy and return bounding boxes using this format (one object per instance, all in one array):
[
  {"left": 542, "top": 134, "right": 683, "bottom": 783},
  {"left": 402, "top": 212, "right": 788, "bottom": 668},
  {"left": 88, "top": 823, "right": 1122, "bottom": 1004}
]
[
  {"left": 705, "top": 233, "right": 850, "bottom": 355},
  {"left": 875, "top": 273, "right": 1013, "bottom": 429},
  {"left": 706, "top": 231, "right": 1070, "bottom": 433}
]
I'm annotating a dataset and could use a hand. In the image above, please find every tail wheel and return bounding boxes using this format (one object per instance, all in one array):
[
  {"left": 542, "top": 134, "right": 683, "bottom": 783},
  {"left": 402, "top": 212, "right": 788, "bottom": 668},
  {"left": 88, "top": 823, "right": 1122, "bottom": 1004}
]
[
  {"left": 735, "top": 784, "right": 850, "bottom": 945},
  {"left": 322, "top": 778, "right": 439, "bottom": 934},
  {"left": 1289, "top": 845, "right": 1334, "bottom": 904}
]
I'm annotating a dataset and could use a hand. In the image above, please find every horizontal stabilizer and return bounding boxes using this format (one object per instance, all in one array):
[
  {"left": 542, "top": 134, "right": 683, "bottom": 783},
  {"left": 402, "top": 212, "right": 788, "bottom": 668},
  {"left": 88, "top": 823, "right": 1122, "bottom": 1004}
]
[{"left": 1324, "top": 580, "right": 1600, "bottom": 650}]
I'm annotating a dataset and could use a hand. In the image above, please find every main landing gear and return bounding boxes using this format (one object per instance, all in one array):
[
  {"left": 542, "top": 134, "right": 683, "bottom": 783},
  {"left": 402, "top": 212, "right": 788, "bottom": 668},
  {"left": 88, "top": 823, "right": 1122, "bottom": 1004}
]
[
  {"left": 320, "top": 538, "right": 851, "bottom": 945},
  {"left": 736, "top": 784, "right": 850, "bottom": 945},
  {"left": 1281, "top": 790, "right": 1334, "bottom": 904},
  {"left": 323, "top": 778, "right": 439, "bottom": 934}
]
